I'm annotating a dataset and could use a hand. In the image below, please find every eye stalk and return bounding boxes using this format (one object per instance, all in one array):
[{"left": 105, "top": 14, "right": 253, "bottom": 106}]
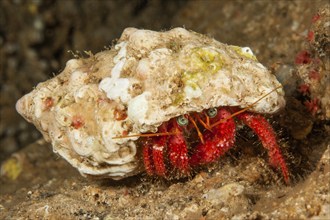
[
  {"left": 177, "top": 115, "right": 189, "bottom": 126},
  {"left": 207, "top": 108, "right": 218, "bottom": 118}
]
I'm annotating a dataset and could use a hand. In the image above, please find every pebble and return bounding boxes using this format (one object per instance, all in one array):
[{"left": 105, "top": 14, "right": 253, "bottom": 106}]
[{"left": 202, "top": 183, "right": 245, "bottom": 204}]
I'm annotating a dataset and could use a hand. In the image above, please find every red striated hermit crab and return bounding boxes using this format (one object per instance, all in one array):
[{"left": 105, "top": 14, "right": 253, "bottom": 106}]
[{"left": 16, "top": 28, "right": 289, "bottom": 183}]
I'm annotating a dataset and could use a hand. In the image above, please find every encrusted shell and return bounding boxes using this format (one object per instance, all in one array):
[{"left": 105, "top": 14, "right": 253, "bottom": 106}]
[{"left": 16, "top": 27, "right": 285, "bottom": 179}]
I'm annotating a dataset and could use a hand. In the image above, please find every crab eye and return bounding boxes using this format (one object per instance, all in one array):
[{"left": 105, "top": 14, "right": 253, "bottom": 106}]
[
  {"left": 207, "top": 108, "right": 218, "bottom": 118},
  {"left": 177, "top": 116, "right": 189, "bottom": 126}
]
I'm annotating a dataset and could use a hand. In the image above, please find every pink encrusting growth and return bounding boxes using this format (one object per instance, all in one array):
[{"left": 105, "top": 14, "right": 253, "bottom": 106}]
[
  {"left": 312, "top": 14, "right": 320, "bottom": 23},
  {"left": 308, "top": 69, "right": 320, "bottom": 81},
  {"left": 295, "top": 50, "right": 312, "bottom": 64},
  {"left": 294, "top": 8, "right": 329, "bottom": 120},
  {"left": 307, "top": 31, "right": 315, "bottom": 42},
  {"left": 298, "top": 84, "right": 310, "bottom": 96},
  {"left": 43, "top": 97, "right": 54, "bottom": 111},
  {"left": 304, "top": 98, "right": 320, "bottom": 116},
  {"left": 71, "top": 115, "right": 84, "bottom": 129}
]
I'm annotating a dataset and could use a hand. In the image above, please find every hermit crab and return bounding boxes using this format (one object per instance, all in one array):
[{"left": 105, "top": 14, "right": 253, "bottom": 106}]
[{"left": 16, "top": 27, "right": 289, "bottom": 183}]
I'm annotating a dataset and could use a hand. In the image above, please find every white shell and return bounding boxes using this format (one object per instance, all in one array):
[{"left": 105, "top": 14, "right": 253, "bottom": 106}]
[{"left": 16, "top": 28, "right": 285, "bottom": 179}]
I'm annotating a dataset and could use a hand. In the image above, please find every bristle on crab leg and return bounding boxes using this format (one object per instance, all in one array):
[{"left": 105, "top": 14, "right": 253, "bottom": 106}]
[
  {"left": 167, "top": 122, "right": 190, "bottom": 174},
  {"left": 151, "top": 136, "right": 168, "bottom": 176},
  {"left": 237, "top": 112, "right": 290, "bottom": 184},
  {"left": 142, "top": 142, "right": 155, "bottom": 176}
]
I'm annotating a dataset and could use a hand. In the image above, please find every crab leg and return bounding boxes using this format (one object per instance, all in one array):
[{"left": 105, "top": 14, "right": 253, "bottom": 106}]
[
  {"left": 142, "top": 124, "right": 168, "bottom": 177},
  {"left": 152, "top": 136, "right": 168, "bottom": 176},
  {"left": 142, "top": 141, "right": 155, "bottom": 175},
  {"left": 236, "top": 112, "right": 290, "bottom": 183},
  {"left": 189, "top": 108, "right": 236, "bottom": 166},
  {"left": 167, "top": 120, "right": 190, "bottom": 174}
]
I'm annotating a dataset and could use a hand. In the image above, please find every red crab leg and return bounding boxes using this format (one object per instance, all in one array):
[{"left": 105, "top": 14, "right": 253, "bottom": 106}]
[
  {"left": 142, "top": 124, "right": 168, "bottom": 177},
  {"left": 236, "top": 112, "right": 290, "bottom": 183},
  {"left": 151, "top": 124, "right": 168, "bottom": 177},
  {"left": 167, "top": 120, "right": 190, "bottom": 174},
  {"left": 189, "top": 108, "right": 236, "bottom": 166},
  {"left": 142, "top": 140, "right": 155, "bottom": 176}
]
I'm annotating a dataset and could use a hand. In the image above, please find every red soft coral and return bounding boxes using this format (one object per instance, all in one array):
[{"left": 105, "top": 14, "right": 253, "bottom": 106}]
[
  {"left": 295, "top": 50, "right": 312, "bottom": 64},
  {"left": 304, "top": 98, "right": 320, "bottom": 116},
  {"left": 298, "top": 84, "right": 310, "bottom": 96}
]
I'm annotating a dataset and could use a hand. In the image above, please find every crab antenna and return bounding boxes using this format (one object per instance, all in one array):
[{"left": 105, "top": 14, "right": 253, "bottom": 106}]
[
  {"left": 195, "top": 113, "right": 212, "bottom": 132},
  {"left": 210, "top": 85, "right": 283, "bottom": 128},
  {"left": 112, "top": 132, "right": 180, "bottom": 139},
  {"left": 188, "top": 115, "right": 205, "bottom": 144},
  {"left": 203, "top": 112, "right": 211, "bottom": 127}
]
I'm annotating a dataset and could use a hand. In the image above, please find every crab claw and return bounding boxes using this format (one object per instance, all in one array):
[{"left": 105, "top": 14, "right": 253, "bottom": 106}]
[{"left": 189, "top": 108, "right": 236, "bottom": 166}]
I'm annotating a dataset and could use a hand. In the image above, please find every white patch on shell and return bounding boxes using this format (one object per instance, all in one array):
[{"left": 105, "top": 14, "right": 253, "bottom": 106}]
[
  {"left": 66, "top": 59, "right": 81, "bottom": 70},
  {"left": 127, "top": 92, "right": 150, "bottom": 125},
  {"left": 99, "top": 41, "right": 132, "bottom": 103},
  {"left": 104, "top": 142, "right": 137, "bottom": 165},
  {"left": 113, "top": 42, "right": 127, "bottom": 63},
  {"left": 68, "top": 130, "right": 94, "bottom": 156},
  {"left": 110, "top": 58, "right": 125, "bottom": 78},
  {"left": 99, "top": 77, "right": 131, "bottom": 103},
  {"left": 184, "top": 85, "right": 202, "bottom": 99},
  {"left": 70, "top": 71, "right": 88, "bottom": 87},
  {"left": 74, "top": 85, "right": 98, "bottom": 103},
  {"left": 136, "top": 59, "right": 151, "bottom": 79}
]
